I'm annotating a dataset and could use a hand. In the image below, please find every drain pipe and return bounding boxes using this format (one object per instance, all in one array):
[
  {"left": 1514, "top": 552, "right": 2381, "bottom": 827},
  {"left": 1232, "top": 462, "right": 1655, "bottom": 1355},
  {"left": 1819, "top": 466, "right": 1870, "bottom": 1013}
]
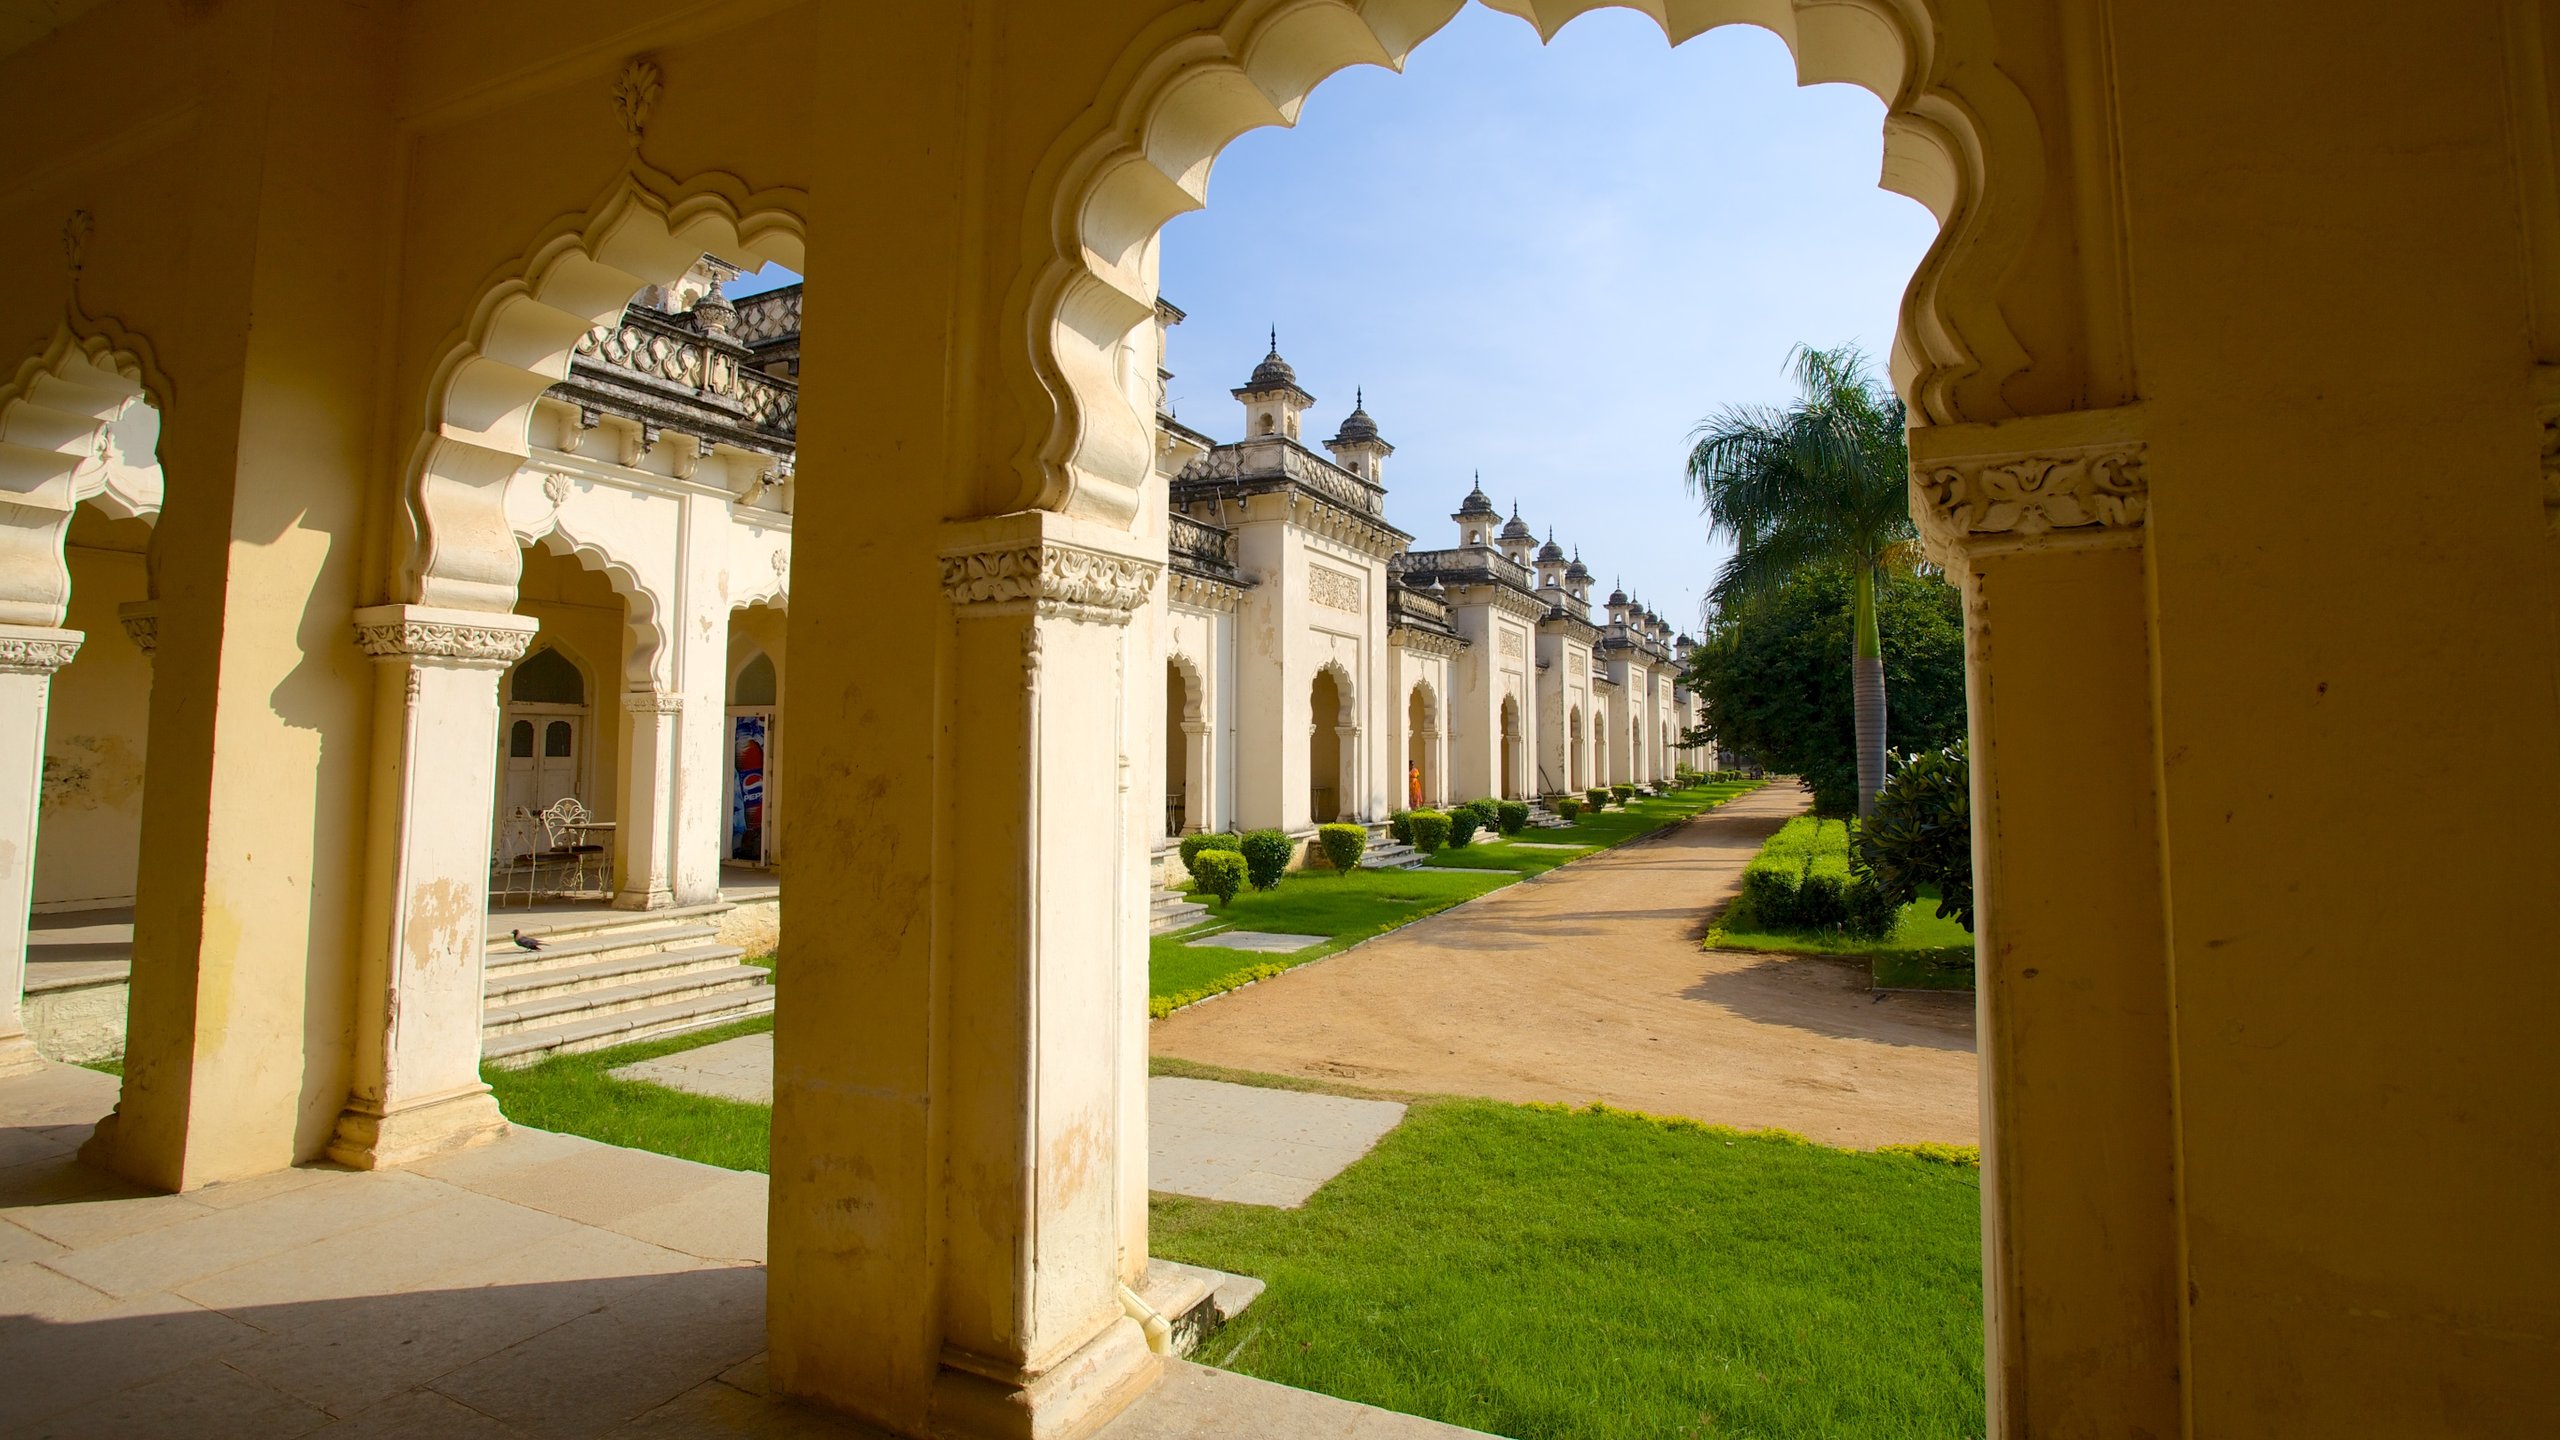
[{"left": 1119, "top": 1283, "right": 1174, "bottom": 1356}]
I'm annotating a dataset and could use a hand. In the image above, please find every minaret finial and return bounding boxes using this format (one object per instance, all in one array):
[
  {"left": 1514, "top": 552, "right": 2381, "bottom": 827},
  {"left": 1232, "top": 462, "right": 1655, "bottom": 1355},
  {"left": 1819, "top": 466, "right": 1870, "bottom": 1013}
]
[
  {"left": 1269, "top": 324, "right": 1278, "bottom": 353},
  {"left": 1356, "top": 386, "right": 1363, "bottom": 407}
]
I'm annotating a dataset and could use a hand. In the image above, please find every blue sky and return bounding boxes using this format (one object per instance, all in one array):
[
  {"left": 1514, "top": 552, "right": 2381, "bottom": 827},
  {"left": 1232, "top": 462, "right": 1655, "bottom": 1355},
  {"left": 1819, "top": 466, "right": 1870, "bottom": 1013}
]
[
  {"left": 1155, "top": 1, "right": 1936, "bottom": 634},
  {"left": 730, "top": 4, "right": 1937, "bottom": 633}
]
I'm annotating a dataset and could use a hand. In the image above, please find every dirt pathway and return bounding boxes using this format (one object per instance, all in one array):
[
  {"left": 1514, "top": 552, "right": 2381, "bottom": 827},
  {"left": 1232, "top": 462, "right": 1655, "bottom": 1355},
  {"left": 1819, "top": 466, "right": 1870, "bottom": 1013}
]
[{"left": 1150, "top": 783, "right": 1980, "bottom": 1148}]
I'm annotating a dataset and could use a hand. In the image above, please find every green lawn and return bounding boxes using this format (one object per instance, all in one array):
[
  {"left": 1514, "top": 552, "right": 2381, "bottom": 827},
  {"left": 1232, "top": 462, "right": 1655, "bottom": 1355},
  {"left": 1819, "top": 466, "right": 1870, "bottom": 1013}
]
[
  {"left": 482, "top": 1014, "right": 775, "bottom": 1172},
  {"left": 1423, "top": 783, "right": 1763, "bottom": 876},
  {"left": 1152, "top": 1094, "right": 1985, "bottom": 1440},
  {"left": 1155, "top": 866, "right": 1513, "bottom": 1014}
]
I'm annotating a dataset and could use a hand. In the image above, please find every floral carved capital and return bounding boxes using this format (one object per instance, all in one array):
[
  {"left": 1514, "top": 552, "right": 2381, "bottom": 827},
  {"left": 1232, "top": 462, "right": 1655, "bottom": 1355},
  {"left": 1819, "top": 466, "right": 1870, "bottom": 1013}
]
[
  {"left": 0, "top": 632, "right": 82, "bottom": 675},
  {"left": 622, "top": 690, "right": 684, "bottom": 714},
  {"left": 940, "top": 541, "right": 1160, "bottom": 625},
  {"left": 1911, "top": 440, "right": 2148, "bottom": 567},
  {"left": 354, "top": 619, "right": 536, "bottom": 667}
]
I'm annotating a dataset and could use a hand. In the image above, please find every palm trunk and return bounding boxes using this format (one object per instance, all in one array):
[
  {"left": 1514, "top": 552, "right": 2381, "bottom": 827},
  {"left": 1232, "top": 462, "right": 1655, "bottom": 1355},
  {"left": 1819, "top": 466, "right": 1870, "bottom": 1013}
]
[{"left": 1851, "top": 563, "right": 1888, "bottom": 818}]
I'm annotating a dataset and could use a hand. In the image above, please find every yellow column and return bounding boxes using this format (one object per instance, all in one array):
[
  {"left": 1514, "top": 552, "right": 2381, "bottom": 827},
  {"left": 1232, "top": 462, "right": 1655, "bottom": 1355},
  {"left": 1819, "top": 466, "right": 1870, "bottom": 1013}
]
[{"left": 1910, "top": 408, "right": 2184, "bottom": 1437}]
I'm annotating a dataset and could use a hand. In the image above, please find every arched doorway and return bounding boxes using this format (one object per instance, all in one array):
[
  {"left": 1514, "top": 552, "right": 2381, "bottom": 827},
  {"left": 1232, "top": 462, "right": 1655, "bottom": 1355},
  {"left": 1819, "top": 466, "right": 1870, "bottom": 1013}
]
[
  {"left": 1310, "top": 666, "right": 1348, "bottom": 823},
  {"left": 1499, "top": 693, "right": 1522, "bottom": 800},
  {"left": 1567, "top": 705, "right": 1584, "bottom": 791},
  {"left": 498, "top": 645, "right": 591, "bottom": 831},
  {"left": 1406, "top": 681, "right": 1437, "bottom": 810},
  {"left": 729, "top": 651, "right": 778, "bottom": 866},
  {"left": 1630, "top": 716, "right": 1644, "bottom": 785},
  {"left": 1165, "top": 658, "right": 1202, "bottom": 836}
]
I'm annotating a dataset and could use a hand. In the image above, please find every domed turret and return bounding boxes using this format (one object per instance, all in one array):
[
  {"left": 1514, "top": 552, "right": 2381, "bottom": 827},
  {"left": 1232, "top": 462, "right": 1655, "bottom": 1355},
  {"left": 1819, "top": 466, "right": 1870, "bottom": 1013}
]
[
  {"left": 1452, "top": 474, "right": 1499, "bottom": 547},
  {"left": 1537, "top": 528, "right": 1565, "bottom": 564},
  {"left": 1324, "top": 387, "right": 1394, "bottom": 482},
  {"left": 1497, "top": 503, "right": 1537, "bottom": 564},
  {"left": 1231, "top": 327, "right": 1315, "bottom": 439},
  {"left": 1535, "top": 529, "right": 1568, "bottom": 592}
]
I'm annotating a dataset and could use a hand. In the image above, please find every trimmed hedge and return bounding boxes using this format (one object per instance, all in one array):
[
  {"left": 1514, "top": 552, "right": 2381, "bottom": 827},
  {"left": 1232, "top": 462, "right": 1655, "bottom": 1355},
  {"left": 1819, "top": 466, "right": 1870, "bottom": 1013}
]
[
  {"left": 1447, "top": 808, "right": 1482, "bottom": 849},
  {"left": 1556, "top": 797, "right": 1582, "bottom": 821},
  {"left": 1586, "top": 787, "right": 1608, "bottom": 810},
  {"left": 1239, "top": 829, "right": 1293, "bottom": 891},
  {"left": 1736, "top": 816, "right": 1894, "bottom": 938},
  {"left": 1188, "top": 849, "right": 1245, "bottom": 908},
  {"left": 1387, "top": 811, "right": 1415, "bottom": 846},
  {"left": 1178, "top": 832, "right": 1241, "bottom": 871},
  {"left": 1317, "top": 823, "right": 1368, "bottom": 874},
  {"left": 1495, "top": 800, "right": 1530, "bottom": 835},
  {"left": 1611, "top": 784, "right": 1635, "bottom": 801},
  {"left": 1407, "top": 809, "right": 1451, "bottom": 853}
]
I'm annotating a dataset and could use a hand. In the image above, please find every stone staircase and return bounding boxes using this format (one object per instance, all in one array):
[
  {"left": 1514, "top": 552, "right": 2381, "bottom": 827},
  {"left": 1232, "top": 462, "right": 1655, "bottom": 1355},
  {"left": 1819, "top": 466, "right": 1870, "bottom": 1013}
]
[
  {"left": 1151, "top": 884, "right": 1210, "bottom": 935},
  {"left": 1524, "top": 800, "right": 1575, "bottom": 829},
  {"left": 482, "top": 903, "right": 773, "bottom": 1068}
]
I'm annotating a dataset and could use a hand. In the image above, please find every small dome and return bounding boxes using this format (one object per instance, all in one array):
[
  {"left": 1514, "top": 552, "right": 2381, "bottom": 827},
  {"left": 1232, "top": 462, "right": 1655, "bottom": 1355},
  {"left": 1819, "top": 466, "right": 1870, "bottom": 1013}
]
[
  {"left": 1243, "top": 328, "right": 1299, "bottom": 392},
  {"left": 1500, "top": 504, "right": 1533, "bottom": 542},
  {"left": 1536, "top": 528, "right": 1565, "bottom": 564},
  {"left": 1456, "top": 479, "right": 1498, "bottom": 517},
  {"left": 1331, "top": 388, "right": 1381, "bottom": 445},
  {"left": 1607, "top": 586, "right": 1629, "bottom": 608},
  {"left": 1565, "top": 549, "right": 1590, "bottom": 582}
]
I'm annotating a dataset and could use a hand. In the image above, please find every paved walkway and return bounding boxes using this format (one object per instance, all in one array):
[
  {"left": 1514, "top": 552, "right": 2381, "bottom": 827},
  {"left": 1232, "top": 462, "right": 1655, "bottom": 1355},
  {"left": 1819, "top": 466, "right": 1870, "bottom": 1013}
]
[
  {"left": 613, "top": 1041, "right": 1403, "bottom": 1207},
  {"left": 1151, "top": 784, "right": 1981, "bottom": 1149},
  {"left": 0, "top": 1062, "right": 1483, "bottom": 1438}
]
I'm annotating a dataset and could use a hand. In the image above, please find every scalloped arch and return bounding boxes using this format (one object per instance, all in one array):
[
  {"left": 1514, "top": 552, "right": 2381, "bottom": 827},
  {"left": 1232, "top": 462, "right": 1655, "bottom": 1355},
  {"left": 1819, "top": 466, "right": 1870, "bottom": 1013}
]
[
  {"left": 1314, "top": 655, "right": 1358, "bottom": 722},
  {"left": 1167, "top": 649, "right": 1208, "bottom": 721},
  {"left": 403, "top": 167, "right": 809, "bottom": 614},
  {"left": 1003, "top": 0, "right": 2041, "bottom": 526},
  {"left": 1405, "top": 673, "right": 1441, "bottom": 728},
  {"left": 523, "top": 523, "right": 669, "bottom": 692},
  {"left": 0, "top": 315, "right": 171, "bottom": 627}
]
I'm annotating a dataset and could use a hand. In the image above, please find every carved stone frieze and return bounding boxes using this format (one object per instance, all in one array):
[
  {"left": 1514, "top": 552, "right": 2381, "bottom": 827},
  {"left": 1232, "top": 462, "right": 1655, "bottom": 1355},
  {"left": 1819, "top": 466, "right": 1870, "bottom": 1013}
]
[
  {"left": 0, "top": 632, "right": 82, "bottom": 675},
  {"left": 941, "top": 540, "right": 1160, "bottom": 624},
  {"left": 1911, "top": 438, "right": 2148, "bottom": 566},
  {"left": 1308, "top": 565, "right": 1361, "bottom": 613},
  {"left": 1389, "top": 625, "right": 1468, "bottom": 660},
  {"left": 354, "top": 617, "right": 536, "bottom": 666},
  {"left": 623, "top": 690, "right": 684, "bottom": 714},
  {"left": 119, "top": 614, "right": 156, "bottom": 657}
]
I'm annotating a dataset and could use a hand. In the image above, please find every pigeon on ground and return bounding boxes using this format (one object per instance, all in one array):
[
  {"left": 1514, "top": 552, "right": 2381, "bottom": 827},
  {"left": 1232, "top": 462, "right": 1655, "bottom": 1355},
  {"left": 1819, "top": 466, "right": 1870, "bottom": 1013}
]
[{"left": 511, "top": 929, "right": 545, "bottom": 952}]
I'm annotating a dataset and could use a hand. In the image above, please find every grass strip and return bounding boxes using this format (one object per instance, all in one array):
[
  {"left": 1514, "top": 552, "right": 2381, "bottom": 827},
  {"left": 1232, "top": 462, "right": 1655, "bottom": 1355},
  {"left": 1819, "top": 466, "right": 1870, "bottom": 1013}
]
[
  {"left": 1151, "top": 1096, "right": 1985, "bottom": 1440},
  {"left": 482, "top": 1014, "right": 775, "bottom": 1173}
]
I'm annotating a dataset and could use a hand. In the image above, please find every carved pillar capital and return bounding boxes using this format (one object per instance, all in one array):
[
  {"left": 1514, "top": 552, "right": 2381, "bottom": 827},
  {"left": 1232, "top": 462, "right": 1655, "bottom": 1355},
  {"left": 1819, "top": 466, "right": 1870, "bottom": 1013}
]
[
  {"left": 116, "top": 600, "right": 157, "bottom": 657},
  {"left": 622, "top": 689, "right": 684, "bottom": 714},
  {"left": 939, "top": 511, "right": 1160, "bottom": 625},
  {"left": 1909, "top": 405, "right": 2150, "bottom": 570},
  {"left": 0, "top": 625, "right": 83, "bottom": 675},
  {"left": 352, "top": 604, "right": 538, "bottom": 668}
]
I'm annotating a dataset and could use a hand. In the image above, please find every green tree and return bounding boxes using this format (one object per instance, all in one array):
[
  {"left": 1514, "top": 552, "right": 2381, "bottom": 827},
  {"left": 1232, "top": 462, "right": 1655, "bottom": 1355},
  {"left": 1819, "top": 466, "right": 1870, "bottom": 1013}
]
[
  {"left": 1684, "top": 345, "right": 1917, "bottom": 816},
  {"left": 1684, "top": 565, "right": 1965, "bottom": 815}
]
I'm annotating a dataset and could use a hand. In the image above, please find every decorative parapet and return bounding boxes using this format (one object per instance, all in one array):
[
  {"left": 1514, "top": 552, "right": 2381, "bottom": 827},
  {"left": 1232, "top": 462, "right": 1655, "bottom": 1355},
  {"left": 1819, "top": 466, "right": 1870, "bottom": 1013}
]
[
  {"left": 730, "top": 286, "right": 802, "bottom": 347},
  {"left": 351, "top": 605, "right": 538, "bottom": 668},
  {"left": 941, "top": 513, "right": 1160, "bottom": 625},
  {"left": 570, "top": 307, "right": 797, "bottom": 438},
  {"left": 0, "top": 626, "right": 82, "bottom": 675},
  {"left": 1167, "top": 511, "right": 1238, "bottom": 580},
  {"left": 1390, "top": 625, "right": 1467, "bottom": 660},
  {"left": 1174, "top": 434, "right": 1387, "bottom": 519},
  {"left": 1169, "top": 571, "right": 1245, "bottom": 614},
  {"left": 1907, "top": 405, "right": 2149, "bottom": 569}
]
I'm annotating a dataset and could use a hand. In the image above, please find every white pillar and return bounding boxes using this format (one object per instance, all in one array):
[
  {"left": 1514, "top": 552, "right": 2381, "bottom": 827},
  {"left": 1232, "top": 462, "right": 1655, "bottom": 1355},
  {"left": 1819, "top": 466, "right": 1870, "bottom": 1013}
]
[
  {"left": 1181, "top": 719, "right": 1209, "bottom": 832},
  {"left": 668, "top": 490, "right": 730, "bottom": 905},
  {"left": 615, "top": 689, "right": 681, "bottom": 909},
  {"left": 331, "top": 605, "right": 534, "bottom": 1169},
  {"left": 0, "top": 626, "right": 81, "bottom": 1075}
]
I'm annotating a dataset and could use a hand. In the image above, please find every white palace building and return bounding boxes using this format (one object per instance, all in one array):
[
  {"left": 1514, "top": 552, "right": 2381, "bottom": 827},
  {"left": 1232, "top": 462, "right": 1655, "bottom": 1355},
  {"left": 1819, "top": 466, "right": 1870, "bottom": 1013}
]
[{"left": 13, "top": 258, "right": 1705, "bottom": 1061}]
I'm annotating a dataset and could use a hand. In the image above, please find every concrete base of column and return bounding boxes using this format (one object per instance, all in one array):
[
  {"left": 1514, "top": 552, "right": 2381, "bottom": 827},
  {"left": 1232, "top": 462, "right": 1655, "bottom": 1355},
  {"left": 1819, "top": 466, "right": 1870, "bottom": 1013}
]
[
  {"left": 0, "top": 1031, "right": 42, "bottom": 1079},
  {"left": 326, "top": 1086, "right": 508, "bottom": 1170},
  {"left": 930, "top": 1318, "right": 1161, "bottom": 1440}
]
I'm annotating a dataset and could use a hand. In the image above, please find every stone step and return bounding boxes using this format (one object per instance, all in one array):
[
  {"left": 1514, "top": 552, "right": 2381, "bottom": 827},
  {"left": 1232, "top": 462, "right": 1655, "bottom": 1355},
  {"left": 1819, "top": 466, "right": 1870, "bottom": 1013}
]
[
  {"left": 1150, "top": 896, "right": 1211, "bottom": 935},
  {"left": 1138, "top": 1258, "right": 1265, "bottom": 1357},
  {"left": 483, "top": 986, "right": 777, "bottom": 1069},
  {"left": 1358, "top": 842, "right": 1424, "bottom": 870},
  {"left": 484, "top": 922, "right": 724, "bottom": 975},
  {"left": 485, "top": 942, "right": 747, "bottom": 1004},
  {"left": 482, "top": 963, "right": 772, "bottom": 1039},
  {"left": 488, "top": 900, "right": 733, "bottom": 945}
]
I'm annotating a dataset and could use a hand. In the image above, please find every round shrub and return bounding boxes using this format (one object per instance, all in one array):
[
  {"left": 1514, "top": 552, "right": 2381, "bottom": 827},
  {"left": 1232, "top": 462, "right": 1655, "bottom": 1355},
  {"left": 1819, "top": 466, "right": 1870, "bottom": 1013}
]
[
  {"left": 1557, "top": 797, "right": 1582, "bottom": 821},
  {"left": 1188, "top": 849, "right": 1245, "bottom": 908},
  {"left": 1447, "top": 808, "right": 1482, "bottom": 849},
  {"left": 1611, "top": 784, "right": 1635, "bottom": 801},
  {"left": 1856, "top": 741, "right": 1973, "bottom": 929},
  {"left": 1495, "top": 800, "right": 1529, "bottom": 835},
  {"left": 1239, "top": 828, "right": 1293, "bottom": 891},
  {"left": 1387, "top": 811, "right": 1415, "bottom": 846},
  {"left": 1407, "top": 809, "right": 1451, "bottom": 853},
  {"left": 1586, "top": 787, "right": 1608, "bottom": 810},
  {"left": 1178, "top": 832, "right": 1241, "bottom": 872},
  {"left": 1317, "top": 823, "right": 1368, "bottom": 875}
]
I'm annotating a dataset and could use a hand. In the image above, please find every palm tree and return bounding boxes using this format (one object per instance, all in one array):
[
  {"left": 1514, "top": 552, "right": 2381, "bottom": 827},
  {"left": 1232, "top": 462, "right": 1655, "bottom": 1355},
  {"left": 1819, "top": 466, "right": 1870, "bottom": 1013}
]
[{"left": 1683, "top": 344, "right": 1917, "bottom": 818}]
